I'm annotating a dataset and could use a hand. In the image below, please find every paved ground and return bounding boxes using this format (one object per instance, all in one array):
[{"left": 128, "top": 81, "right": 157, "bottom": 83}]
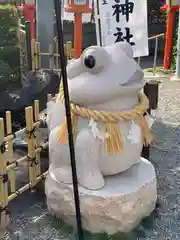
[{"left": 2, "top": 61, "right": 180, "bottom": 239}]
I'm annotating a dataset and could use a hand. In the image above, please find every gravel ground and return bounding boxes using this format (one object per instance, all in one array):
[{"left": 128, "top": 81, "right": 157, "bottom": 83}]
[
  {"left": 141, "top": 76, "right": 180, "bottom": 240},
  {"left": 1, "top": 73, "right": 180, "bottom": 239}
]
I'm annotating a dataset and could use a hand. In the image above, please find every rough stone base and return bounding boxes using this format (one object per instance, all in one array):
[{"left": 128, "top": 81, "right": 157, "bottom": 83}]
[{"left": 45, "top": 158, "right": 157, "bottom": 234}]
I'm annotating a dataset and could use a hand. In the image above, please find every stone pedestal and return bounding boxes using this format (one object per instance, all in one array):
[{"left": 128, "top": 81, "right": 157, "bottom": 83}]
[{"left": 45, "top": 158, "right": 157, "bottom": 234}]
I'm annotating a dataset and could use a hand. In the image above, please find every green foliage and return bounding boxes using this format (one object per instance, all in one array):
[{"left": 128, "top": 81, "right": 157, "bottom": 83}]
[
  {"left": 172, "top": 16, "right": 178, "bottom": 71},
  {"left": 0, "top": 59, "right": 12, "bottom": 84},
  {"left": 0, "top": 4, "right": 21, "bottom": 84}
]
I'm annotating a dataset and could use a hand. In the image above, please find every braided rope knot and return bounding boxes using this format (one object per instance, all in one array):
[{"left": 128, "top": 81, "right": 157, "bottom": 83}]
[
  {"left": 57, "top": 83, "right": 153, "bottom": 155},
  {"left": 70, "top": 93, "right": 149, "bottom": 123}
]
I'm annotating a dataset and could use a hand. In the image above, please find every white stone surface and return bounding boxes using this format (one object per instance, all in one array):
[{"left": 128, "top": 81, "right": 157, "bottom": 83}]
[{"left": 45, "top": 158, "right": 157, "bottom": 234}]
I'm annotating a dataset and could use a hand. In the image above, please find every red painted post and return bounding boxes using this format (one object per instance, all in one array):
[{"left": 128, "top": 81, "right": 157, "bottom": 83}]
[
  {"left": 65, "top": 1, "right": 92, "bottom": 59},
  {"left": 164, "top": 9, "right": 176, "bottom": 68},
  {"left": 161, "top": 4, "right": 179, "bottom": 69},
  {"left": 74, "top": 13, "right": 83, "bottom": 59},
  {"left": 23, "top": 4, "right": 36, "bottom": 40}
]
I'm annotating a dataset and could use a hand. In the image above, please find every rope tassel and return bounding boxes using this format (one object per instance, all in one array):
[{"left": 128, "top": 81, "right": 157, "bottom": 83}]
[
  {"left": 57, "top": 113, "right": 77, "bottom": 144},
  {"left": 104, "top": 123, "right": 124, "bottom": 155}
]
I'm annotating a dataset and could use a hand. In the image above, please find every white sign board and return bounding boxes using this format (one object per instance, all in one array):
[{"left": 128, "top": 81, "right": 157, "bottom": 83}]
[
  {"left": 95, "top": 0, "right": 149, "bottom": 58},
  {"left": 25, "top": 0, "right": 35, "bottom": 3},
  {"left": 74, "top": 0, "right": 87, "bottom": 4}
]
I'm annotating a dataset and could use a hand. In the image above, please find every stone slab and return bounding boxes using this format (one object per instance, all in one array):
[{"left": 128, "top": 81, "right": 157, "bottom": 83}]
[{"left": 45, "top": 158, "right": 157, "bottom": 234}]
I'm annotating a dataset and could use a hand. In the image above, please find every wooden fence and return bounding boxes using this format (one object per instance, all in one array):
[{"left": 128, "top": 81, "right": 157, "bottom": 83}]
[
  {"left": 31, "top": 38, "right": 74, "bottom": 71},
  {"left": 0, "top": 25, "right": 74, "bottom": 229},
  {"left": 0, "top": 99, "right": 48, "bottom": 228}
]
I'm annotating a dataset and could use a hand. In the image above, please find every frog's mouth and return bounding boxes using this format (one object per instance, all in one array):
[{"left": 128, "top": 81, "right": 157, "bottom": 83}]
[{"left": 120, "top": 70, "right": 144, "bottom": 88}]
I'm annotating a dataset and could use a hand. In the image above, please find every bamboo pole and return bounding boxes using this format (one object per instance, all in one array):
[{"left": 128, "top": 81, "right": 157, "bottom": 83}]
[
  {"left": 36, "top": 41, "right": 41, "bottom": 70},
  {"left": 38, "top": 52, "right": 60, "bottom": 57},
  {"left": 67, "top": 41, "right": 73, "bottom": 60},
  {"left": 6, "top": 142, "right": 48, "bottom": 172},
  {"left": 70, "top": 42, "right": 73, "bottom": 59},
  {"left": 49, "top": 44, "right": 53, "bottom": 70},
  {"left": 25, "top": 107, "right": 36, "bottom": 187},
  {"left": 8, "top": 183, "right": 31, "bottom": 202},
  {"left": 34, "top": 41, "right": 39, "bottom": 70},
  {"left": 47, "top": 94, "right": 53, "bottom": 102},
  {"left": 55, "top": 38, "right": 59, "bottom": 68},
  {"left": 64, "top": 42, "right": 68, "bottom": 57},
  {"left": 66, "top": 42, "right": 70, "bottom": 60},
  {"left": 8, "top": 171, "right": 48, "bottom": 203},
  {"left": 25, "top": 21, "right": 32, "bottom": 71},
  {"left": 5, "top": 112, "right": 15, "bottom": 194},
  {"left": 34, "top": 41, "right": 39, "bottom": 71},
  {"left": 4, "top": 118, "right": 44, "bottom": 142},
  {"left": 31, "top": 39, "right": 36, "bottom": 71},
  {"left": 0, "top": 118, "right": 9, "bottom": 228},
  {"left": 34, "top": 100, "right": 41, "bottom": 177},
  {"left": 31, "top": 38, "right": 74, "bottom": 72}
]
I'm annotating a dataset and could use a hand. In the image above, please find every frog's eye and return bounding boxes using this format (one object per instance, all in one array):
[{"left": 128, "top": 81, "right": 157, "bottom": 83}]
[
  {"left": 84, "top": 55, "right": 96, "bottom": 69},
  {"left": 82, "top": 47, "right": 109, "bottom": 74}
]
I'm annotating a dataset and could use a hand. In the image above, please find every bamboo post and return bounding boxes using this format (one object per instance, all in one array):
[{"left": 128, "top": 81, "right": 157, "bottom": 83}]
[
  {"left": 36, "top": 41, "right": 41, "bottom": 70},
  {"left": 34, "top": 100, "right": 41, "bottom": 177},
  {"left": 138, "top": 57, "right": 141, "bottom": 65},
  {"left": 0, "top": 118, "right": 9, "bottom": 228},
  {"left": 71, "top": 44, "right": 73, "bottom": 59},
  {"left": 31, "top": 39, "right": 75, "bottom": 71},
  {"left": 64, "top": 43, "right": 68, "bottom": 57},
  {"left": 49, "top": 44, "right": 54, "bottom": 70},
  {"left": 6, "top": 112, "right": 15, "bottom": 194},
  {"left": 25, "top": 107, "right": 36, "bottom": 187},
  {"left": 55, "top": 39, "right": 59, "bottom": 68},
  {"left": 25, "top": 21, "right": 32, "bottom": 71},
  {"left": 47, "top": 94, "right": 53, "bottom": 102},
  {"left": 69, "top": 41, "right": 73, "bottom": 59},
  {"left": 66, "top": 41, "right": 72, "bottom": 60},
  {"left": 68, "top": 41, "right": 73, "bottom": 59},
  {"left": 56, "top": 39, "right": 60, "bottom": 68},
  {"left": 31, "top": 39, "right": 36, "bottom": 71},
  {"left": 63, "top": 43, "right": 68, "bottom": 66},
  {"left": 34, "top": 41, "right": 39, "bottom": 71}
]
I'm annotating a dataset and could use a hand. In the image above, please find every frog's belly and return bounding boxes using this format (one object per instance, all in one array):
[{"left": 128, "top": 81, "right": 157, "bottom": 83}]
[
  {"left": 77, "top": 118, "right": 143, "bottom": 176},
  {"left": 99, "top": 141, "right": 142, "bottom": 175}
]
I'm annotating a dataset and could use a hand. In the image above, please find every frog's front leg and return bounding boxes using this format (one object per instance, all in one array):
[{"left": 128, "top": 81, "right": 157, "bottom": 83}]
[
  {"left": 49, "top": 126, "right": 73, "bottom": 184},
  {"left": 75, "top": 129, "right": 105, "bottom": 190}
]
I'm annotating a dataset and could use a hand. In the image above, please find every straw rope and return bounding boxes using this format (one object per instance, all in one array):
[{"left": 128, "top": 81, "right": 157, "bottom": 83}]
[{"left": 57, "top": 83, "right": 153, "bottom": 154}]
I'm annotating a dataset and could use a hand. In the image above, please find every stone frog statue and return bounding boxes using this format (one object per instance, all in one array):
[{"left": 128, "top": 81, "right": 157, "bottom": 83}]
[{"left": 47, "top": 41, "right": 153, "bottom": 191}]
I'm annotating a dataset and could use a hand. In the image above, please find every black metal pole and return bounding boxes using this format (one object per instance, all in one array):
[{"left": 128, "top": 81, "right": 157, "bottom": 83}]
[
  {"left": 96, "top": 0, "right": 102, "bottom": 46},
  {"left": 53, "top": 0, "right": 84, "bottom": 239},
  {"left": 25, "top": 21, "right": 32, "bottom": 71}
]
